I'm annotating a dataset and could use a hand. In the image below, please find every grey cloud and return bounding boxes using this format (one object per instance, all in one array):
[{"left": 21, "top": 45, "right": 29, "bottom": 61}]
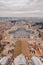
[
  {"left": 0, "top": 0, "right": 39, "bottom": 10},
  {"left": 0, "top": 0, "right": 43, "bottom": 16}
]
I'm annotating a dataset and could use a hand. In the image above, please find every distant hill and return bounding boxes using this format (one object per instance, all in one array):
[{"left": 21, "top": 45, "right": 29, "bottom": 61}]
[{"left": 0, "top": 17, "right": 43, "bottom": 25}]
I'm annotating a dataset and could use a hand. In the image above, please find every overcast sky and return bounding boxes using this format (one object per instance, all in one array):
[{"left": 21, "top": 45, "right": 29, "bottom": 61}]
[{"left": 0, "top": 0, "right": 43, "bottom": 17}]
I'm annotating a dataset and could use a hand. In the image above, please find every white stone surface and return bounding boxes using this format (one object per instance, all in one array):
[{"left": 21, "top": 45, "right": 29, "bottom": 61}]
[
  {"left": 0, "top": 56, "right": 9, "bottom": 65},
  {"left": 31, "top": 56, "right": 43, "bottom": 65},
  {"left": 13, "top": 54, "right": 26, "bottom": 65}
]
